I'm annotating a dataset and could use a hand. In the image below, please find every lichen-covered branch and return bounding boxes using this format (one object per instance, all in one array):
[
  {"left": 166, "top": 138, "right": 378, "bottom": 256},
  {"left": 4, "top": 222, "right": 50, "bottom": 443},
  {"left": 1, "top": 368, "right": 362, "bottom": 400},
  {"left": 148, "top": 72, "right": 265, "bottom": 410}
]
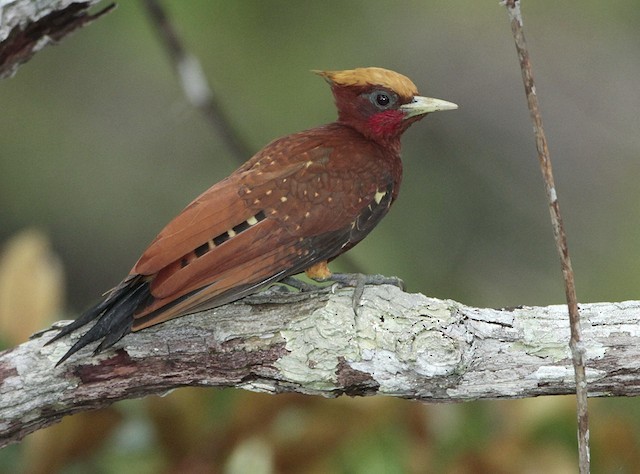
[
  {"left": 1, "top": 285, "right": 640, "bottom": 447},
  {"left": 0, "top": 0, "right": 114, "bottom": 79}
]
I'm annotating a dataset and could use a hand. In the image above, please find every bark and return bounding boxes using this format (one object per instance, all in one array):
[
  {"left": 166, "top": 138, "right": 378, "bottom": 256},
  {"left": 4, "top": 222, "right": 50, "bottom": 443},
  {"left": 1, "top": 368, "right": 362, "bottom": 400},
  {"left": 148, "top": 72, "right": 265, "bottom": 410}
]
[
  {"left": 0, "top": 0, "right": 114, "bottom": 79},
  {"left": 1, "top": 284, "right": 639, "bottom": 447}
]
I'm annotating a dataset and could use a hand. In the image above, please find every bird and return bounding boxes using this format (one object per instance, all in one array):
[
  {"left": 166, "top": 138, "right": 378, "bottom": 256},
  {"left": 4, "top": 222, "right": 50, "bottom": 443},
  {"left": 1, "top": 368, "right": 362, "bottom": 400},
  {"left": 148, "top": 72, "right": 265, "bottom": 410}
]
[{"left": 47, "top": 67, "right": 457, "bottom": 365}]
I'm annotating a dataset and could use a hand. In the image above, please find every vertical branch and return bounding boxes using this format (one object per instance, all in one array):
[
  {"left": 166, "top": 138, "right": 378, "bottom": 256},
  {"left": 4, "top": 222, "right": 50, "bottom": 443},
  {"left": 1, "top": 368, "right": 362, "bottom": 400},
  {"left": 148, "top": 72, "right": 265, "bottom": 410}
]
[
  {"left": 502, "top": 1, "right": 590, "bottom": 472},
  {"left": 141, "top": 0, "right": 253, "bottom": 161}
]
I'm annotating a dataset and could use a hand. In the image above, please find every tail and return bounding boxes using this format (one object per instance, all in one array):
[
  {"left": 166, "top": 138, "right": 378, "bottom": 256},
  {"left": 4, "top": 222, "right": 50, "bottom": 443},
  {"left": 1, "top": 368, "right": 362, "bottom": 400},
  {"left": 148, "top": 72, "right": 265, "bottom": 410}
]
[{"left": 47, "top": 275, "right": 152, "bottom": 366}]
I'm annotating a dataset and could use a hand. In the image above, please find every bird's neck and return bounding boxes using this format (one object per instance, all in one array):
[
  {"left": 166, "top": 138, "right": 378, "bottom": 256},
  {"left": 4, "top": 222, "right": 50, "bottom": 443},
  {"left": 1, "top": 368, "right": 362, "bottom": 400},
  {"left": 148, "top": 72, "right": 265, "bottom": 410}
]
[{"left": 333, "top": 119, "right": 403, "bottom": 157}]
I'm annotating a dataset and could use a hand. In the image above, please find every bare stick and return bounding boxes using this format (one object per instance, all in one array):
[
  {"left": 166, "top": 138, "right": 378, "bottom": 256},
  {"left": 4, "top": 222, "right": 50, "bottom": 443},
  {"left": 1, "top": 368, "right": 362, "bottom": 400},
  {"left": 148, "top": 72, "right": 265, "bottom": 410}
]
[
  {"left": 502, "top": 1, "right": 589, "bottom": 471},
  {"left": 141, "top": 0, "right": 252, "bottom": 160}
]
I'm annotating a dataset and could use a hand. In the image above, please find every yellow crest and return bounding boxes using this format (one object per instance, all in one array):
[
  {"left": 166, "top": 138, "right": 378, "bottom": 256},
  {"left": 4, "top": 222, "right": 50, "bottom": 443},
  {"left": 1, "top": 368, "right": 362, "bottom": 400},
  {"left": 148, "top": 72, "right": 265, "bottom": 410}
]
[{"left": 314, "top": 67, "right": 419, "bottom": 100}]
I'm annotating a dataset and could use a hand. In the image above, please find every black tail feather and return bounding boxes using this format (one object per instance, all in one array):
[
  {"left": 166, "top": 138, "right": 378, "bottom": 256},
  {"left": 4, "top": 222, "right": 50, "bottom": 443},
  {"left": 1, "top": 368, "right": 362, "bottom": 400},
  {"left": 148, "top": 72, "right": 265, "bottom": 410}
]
[
  {"left": 92, "top": 282, "right": 151, "bottom": 353},
  {"left": 48, "top": 276, "right": 151, "bottom": 366}
]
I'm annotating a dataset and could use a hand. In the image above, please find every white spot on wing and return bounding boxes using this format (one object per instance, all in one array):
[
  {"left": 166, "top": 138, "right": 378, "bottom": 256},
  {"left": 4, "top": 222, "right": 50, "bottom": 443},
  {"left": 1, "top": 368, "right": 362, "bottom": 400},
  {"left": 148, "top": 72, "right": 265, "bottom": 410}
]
[{"left": 374, "top": 190, "right": 386, "bottom": 205}]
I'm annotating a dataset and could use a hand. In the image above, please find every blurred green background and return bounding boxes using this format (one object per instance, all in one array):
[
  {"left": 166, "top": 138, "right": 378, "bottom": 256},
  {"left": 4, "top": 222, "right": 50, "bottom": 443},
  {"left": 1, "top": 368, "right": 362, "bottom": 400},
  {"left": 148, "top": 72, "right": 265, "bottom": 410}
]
[{"left": 2, "top": 1, "right": 640, "bottom": 472}]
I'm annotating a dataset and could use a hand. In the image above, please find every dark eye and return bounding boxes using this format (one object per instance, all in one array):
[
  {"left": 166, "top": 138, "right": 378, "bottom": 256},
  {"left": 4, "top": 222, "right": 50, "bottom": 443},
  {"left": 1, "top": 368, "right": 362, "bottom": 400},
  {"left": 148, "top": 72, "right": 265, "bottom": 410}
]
[
  {"left": 376, "top": 93, "right": 390, "bottom": 107},
  {"left": 369, "top": 90, "right": 397, "bottom": 110}
]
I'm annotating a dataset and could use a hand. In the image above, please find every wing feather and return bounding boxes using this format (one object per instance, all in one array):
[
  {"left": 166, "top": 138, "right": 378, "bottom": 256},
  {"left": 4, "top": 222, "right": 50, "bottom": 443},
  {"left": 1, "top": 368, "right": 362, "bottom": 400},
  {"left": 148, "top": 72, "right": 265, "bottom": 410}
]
[
  {"left": 133, "top": 162, "right": 305, "bottom": 275},
  {"left": 132, "top": 231, "right": 313, "bottom": 329}
]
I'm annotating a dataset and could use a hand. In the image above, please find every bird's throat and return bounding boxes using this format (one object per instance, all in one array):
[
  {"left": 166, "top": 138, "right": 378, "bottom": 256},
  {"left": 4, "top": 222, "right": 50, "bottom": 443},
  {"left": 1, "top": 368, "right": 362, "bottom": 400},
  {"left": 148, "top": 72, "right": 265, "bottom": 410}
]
[{"left": 366, "top": 110, "right": 407, "bottom": 147}]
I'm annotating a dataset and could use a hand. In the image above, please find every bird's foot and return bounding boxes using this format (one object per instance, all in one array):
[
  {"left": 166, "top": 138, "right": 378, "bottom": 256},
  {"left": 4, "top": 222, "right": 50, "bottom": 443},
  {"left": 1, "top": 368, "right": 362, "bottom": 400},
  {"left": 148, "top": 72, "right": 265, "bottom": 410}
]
[
  {"left": 243, "top": 278, "right": 329, "bottom": 305},
  {"left": 316, "top": 273, "right": 406, "bottom": 313},
  {"left": 272, "top": 272, "right": 405, "bottom": 313},
  {"left": 279, "top": 276, "right": 324, "bottom": 293}
]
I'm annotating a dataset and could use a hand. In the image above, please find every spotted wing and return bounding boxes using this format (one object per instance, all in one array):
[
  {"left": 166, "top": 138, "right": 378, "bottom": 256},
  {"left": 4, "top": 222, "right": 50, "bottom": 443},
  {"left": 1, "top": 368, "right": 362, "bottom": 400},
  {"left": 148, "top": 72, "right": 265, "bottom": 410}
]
[
  {"left": 132, "top": 127, "right": 397, "bottom": 328},
  {"left": 49, "top": 125, "right": 400, "bottom": 363}
]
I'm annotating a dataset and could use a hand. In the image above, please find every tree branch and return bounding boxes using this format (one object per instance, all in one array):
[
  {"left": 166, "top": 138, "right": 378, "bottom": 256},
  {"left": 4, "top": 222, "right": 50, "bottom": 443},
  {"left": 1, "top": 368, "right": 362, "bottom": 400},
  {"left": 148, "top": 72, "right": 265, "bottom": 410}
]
[
  {"left": 0, "top": 0, "right": 114, "bottom": 79},
  {"left": 2, "top": 285, "right": 639, "bottom": 447},
  {"left": 140, "top": 0, "right": 253, "bottom": 160}
]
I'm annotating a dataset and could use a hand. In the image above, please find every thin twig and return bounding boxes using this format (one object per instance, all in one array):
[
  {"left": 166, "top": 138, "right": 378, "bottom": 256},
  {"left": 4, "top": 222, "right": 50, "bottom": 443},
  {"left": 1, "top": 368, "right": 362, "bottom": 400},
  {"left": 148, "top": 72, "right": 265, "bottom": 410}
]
[
  {"left": 502, "top": 1, "right": 590, "bottom": 472},
  {"left": 141, "top": 0, "right": 252, "bottom": 160}
]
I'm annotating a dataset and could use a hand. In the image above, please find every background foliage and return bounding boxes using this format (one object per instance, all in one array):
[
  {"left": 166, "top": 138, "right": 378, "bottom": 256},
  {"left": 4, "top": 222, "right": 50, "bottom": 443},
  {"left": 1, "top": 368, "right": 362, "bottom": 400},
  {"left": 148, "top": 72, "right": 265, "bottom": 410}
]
[{"left": 1, "top": 1, "right": 640, "bottom": 472}]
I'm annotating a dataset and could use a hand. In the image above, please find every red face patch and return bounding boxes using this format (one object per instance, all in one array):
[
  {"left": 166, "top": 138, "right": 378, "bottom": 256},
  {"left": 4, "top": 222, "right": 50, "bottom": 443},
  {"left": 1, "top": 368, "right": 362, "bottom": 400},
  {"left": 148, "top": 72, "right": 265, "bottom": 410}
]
[{"left": 367, "top": 110, "right": 406, "bottom": 140}]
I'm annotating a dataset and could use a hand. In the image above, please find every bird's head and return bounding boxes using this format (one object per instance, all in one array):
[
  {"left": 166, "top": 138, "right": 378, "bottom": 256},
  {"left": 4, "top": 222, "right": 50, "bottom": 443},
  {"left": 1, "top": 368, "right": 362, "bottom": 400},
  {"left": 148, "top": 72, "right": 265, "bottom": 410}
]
[{"left": 315, "top": 67, "right": 457, "bottom": 148}]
